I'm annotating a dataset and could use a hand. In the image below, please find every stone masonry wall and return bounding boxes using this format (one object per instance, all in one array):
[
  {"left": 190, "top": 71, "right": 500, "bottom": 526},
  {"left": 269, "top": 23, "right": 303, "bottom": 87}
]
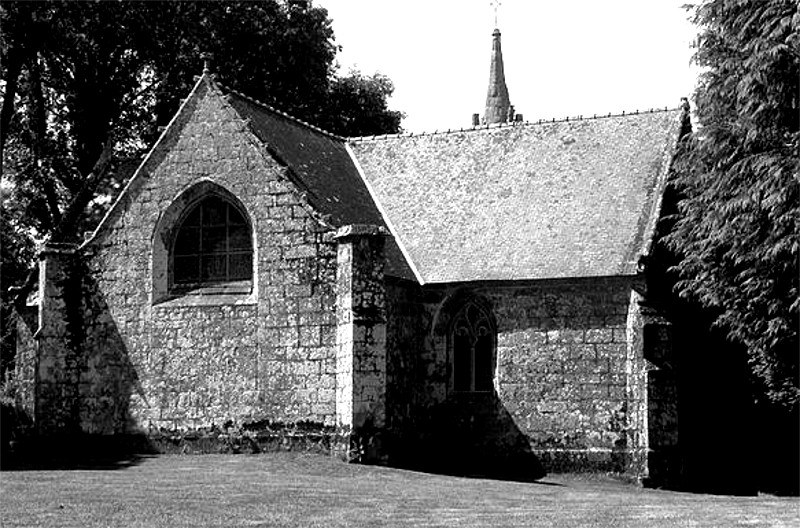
[
  {"left": 383, "top": 280, "right": 428, "bottom": 451},
  {"left": 12, "top": 77, "right": 669, "bottom": 471},
  {"left": 334, "top": 225, "right": 388, "bottom": 461},
  {"left": 384, "top": 277, "right": 642, "bottom": 475},
  {"left": 489, "top": 279, "right": 634, "bottom": 472},
  {"left": 34, "top": 244, "right": 83, "bottom": 435},
  {"left": 77, "top": 79, "right": 339, "bottom": 437},
  {"left": 12, "top": 305, "right": 38, "bottom": 420},
  {"left": 626, "top": 290, "right": 680, "bottom": 485}
]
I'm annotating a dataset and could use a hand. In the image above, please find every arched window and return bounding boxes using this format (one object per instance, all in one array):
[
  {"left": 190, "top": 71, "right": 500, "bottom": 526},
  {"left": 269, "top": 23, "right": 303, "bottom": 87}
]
[
  {"left": 451, "top": 302, "right": 495, "bottom": 392},
  {"left": 170, "top": 195, "right": 252, "bottom": 293}
]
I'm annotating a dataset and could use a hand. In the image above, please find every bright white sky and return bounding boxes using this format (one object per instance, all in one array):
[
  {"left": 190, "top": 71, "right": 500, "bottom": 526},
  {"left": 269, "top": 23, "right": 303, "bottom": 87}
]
[{"left": 317, "top": 0, "right": 701, "bottom": 133}]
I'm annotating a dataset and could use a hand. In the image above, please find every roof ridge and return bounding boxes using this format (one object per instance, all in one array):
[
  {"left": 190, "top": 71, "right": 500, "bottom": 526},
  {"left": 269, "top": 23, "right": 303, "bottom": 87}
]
[
  {"left": 348, "top": 106, "right": 683, "bottom": 142},
  {"left": 217, "top": 80, "right": 346, "bottom": 142}
]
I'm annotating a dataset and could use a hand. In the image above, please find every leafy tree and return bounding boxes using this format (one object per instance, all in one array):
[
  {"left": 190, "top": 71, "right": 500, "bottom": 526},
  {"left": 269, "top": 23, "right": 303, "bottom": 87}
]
[
  {"left": 666, "top": 0, "right": 799, "bottom": 408},
  {"left": 321, "top": 71, "right": 404, "bottom": 137},
  {"left": 146, "top": 0, "right": 339, "bottom": 130},
  {"left": 1, "top": 1, "right": 402, "bottom": 237},
  {"left": 0, "top": 0, "right": 403, "bottom": 378}
]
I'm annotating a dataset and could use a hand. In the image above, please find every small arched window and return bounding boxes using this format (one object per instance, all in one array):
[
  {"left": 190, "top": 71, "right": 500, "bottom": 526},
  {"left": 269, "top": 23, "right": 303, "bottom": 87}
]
[
  {"left": 451, "top": 302, "right": 495, "bottom": 392},
  {"left": 170, "top": 195, "right": 252, "bottom": 293}
]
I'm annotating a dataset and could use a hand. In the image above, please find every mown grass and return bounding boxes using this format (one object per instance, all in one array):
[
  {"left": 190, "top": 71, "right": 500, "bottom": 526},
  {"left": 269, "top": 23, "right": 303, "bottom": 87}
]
[{"left": 0, "top": 453, "right": 797, "bottom": 527}]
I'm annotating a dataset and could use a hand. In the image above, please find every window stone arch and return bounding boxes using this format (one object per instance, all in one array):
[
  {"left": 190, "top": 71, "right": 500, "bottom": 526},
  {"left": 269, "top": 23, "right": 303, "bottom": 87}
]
[
  {"left": 433, "top": 290, "right": 497, "bottom": 395},
  {"left": 152, "top": 181, "right": 255, "bottom": 303},
  {"left": 451, "top": 301, "right": 496, "bottom": 392}
]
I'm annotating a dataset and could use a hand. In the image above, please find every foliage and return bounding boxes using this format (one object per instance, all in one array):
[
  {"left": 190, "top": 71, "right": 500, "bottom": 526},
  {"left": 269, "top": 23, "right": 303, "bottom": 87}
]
[
  {"left": 667, "top": 0, "right": 799, "bottom": 408},
  {"left": 0, "top": 0, "right": 402, "bottom": 240},
  {"left": 146, "top": 0, "right": 338, "bottom": 132},
  {"left": 321, "top": 71, "right": 404, "bottom": 137},
  {"left": 0, "top": 0, "right": 403, "bottom": 378}
]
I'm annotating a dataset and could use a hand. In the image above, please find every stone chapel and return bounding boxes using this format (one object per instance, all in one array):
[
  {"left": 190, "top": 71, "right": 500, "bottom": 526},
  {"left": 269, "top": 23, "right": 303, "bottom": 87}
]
[{"left": 14, "top": 27, "right": 691, "bottom": 484}]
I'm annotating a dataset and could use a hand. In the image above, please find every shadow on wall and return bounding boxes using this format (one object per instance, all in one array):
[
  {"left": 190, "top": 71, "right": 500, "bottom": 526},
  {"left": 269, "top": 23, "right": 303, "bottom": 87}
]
[
  {"left": 0, "top": 391, "right": 35, "bottom": 469},
  {"left": 392, "top": 392, "right": 546, "bottom": 482},
  {"left": 381, "top": 286, "right": 546, "bottom": 482},
  {"left": 77, "top": 264, "right": 145, "bottom": 438},
  {"left": 1, "top": 263, "right": 154, "bottom": 471}
]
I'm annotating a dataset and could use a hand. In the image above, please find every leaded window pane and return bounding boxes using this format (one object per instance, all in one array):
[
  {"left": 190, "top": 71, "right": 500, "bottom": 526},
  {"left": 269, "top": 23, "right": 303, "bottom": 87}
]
[
  {"left": 454, "top": 326, "right": 472, "bottom": 392},
  {"left": 228, "top": 225, "right": 250, "bottom": 250},
  {"left": 451, "top": 301, "right": 495, "bottom": 393},
  {"left": 201, "top": 254, "right": 227, "bottom": 282},
  {"left": 228, "top": 206, "right": 247, "bottom": 226},
  {"left": 174, "top": 227, "right": 199, "bottom": 256},
  {"left": 202, "top": 226, "right": 227, "bottom": 254},
  {"left": 228, "top": 253, "right": 252, "bottom": 281},
  {"left": 182, "top": 207, "right": 202, "bottom": 227},
  {"left": 174, "top": 255, "right": 200, "bottom": 283},
  {"left": 201, "top": 197, "right": 226, "bottom": 225},
  {"left": 172, "top": 197, "right": 253, "bottom": 288}
]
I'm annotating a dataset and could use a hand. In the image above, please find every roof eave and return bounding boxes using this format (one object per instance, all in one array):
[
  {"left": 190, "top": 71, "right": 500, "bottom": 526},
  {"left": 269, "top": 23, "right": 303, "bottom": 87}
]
[{"left": 418, "top": 272, "right": 643, "bottom": 290}]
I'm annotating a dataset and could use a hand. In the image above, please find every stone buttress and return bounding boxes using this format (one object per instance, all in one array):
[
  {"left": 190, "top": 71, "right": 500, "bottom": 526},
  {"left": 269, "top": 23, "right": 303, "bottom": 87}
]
[
  {"left": 31, "top": 242, "right": 82, "bottom": 436},
  {"left": 626, "top": 289, "right": 680, "bottom": 486},
  {"left": 334, "top": 224, "right": 388, "bottom": 462}
]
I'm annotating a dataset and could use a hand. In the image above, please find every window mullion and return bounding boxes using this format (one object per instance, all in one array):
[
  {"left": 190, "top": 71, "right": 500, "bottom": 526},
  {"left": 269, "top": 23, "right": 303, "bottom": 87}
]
[
  {"left": 198, "top": 203, "right": 204, "bottom": 282},
  {"left": 470, "top": 342, "right": 476, "bottom": 392},
  {"left": 170, "top": 195, "right": 253, "bottom": 291},
  {"left": 451, "top": 303, "right": 494, "bottom": 394},
  {"left": 225, "top": 204, "right": 231, "bottom": 281}
]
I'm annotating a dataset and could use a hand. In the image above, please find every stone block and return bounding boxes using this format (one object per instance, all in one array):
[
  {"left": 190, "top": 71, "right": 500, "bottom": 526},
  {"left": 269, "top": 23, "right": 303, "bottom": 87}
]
[
  {"left": 299, "top": 325, "right": 321, "bottom": 347},
  {"left": 585, "top": 328, "right": 613, "bottom": 343},
  {"left": 546, "top": 328, "right": 584, "bottom": 344},
  {"left": 596, "top": 343, "right": 626, "bottom": 360},
  {"left": 569, "top": 344, "right": 597, "bottom": 360}
]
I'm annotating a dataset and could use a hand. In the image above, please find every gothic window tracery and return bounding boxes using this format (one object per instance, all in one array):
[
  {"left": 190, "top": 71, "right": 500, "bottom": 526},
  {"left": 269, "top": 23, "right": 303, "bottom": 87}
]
[
  {"left": 451, "top": 301, "right": 495, "bottom": 393},
  {"left": 170, "top": 195, "right": 252, "bottom": 292}
]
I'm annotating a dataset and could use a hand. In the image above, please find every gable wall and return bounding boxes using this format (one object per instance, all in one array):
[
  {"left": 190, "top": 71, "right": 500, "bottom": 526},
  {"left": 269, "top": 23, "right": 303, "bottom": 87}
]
[
  {"left": 78, "top": 83, "right": 339, "bottom": 436},
  {"left": 385, "top": 277, "right": 638, "bottom": 474}
]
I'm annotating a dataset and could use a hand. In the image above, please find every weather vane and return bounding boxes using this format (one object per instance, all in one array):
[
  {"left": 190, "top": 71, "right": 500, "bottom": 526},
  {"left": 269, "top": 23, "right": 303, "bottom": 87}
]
[{"left": 490, "top": 0, "right": 502, "bottom": 27}]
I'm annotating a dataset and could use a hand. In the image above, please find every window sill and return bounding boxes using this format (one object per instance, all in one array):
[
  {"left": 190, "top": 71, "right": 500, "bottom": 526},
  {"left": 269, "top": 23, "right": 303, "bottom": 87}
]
[
  {"left": 153, "top": 282, "right": 256, "bottom": 308},
  {"left": 449, "top": 390, "right": 496, "bottom": 400}
]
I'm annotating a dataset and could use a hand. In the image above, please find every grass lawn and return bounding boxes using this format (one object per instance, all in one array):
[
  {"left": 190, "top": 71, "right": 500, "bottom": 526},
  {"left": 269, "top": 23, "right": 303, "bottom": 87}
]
[{"left": 0, "top": 453, "right": 797, "bottom": 527}]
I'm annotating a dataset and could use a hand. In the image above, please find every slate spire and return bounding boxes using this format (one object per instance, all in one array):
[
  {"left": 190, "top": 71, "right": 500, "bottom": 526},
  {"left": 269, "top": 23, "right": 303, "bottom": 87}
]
[{"left": 484, "top": 28, "right": 511, "bottom": 124}]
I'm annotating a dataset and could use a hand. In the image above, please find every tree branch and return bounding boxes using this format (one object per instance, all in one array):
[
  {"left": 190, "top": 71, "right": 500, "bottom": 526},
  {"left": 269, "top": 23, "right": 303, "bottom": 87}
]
[
  {"left": 0, "top": 1, "right": 36, "bottom": 170},
  {"left": 49, "top": 135, "right": 116, "bottom": 243},
  {"left": 0, "top": 47, "right": 24, "bottom": 169},
  {"left": 25, "top": 53, "right": 64, "bottom": 229},
  {"left": 8, "top": 263, "right": 39, "bottom": 311}
]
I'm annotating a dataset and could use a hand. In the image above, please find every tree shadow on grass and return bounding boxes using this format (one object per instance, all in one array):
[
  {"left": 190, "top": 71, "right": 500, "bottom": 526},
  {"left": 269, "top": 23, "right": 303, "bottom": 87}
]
[
  {"left": 1, "top": 433, "right": 158, "bottom": 471},
  {"left": 394, "top": 453, "right": 550, "bottom": 484},
  {"left": 396, "top": 463, "right": 564, "bottom": 486}
]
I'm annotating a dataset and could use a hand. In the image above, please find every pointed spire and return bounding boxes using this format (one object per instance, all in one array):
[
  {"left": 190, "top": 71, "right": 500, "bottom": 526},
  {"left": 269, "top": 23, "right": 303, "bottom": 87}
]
[{"left": 484, "top": 28, "right": 511, "bottom": 124}]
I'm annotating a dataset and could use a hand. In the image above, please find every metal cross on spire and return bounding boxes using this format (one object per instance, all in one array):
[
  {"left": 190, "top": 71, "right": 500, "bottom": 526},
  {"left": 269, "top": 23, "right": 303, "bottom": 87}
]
[{"left": 490, "top": 0, "right": 502, "bottom": 28}]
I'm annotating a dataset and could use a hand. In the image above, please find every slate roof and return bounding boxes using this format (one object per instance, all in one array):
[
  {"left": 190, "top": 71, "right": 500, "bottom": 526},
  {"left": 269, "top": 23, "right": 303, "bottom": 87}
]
[
  {"left": 221, "top": 85, "right": 415, "bottom": 280},
  {"left": 93, "top": 74, "right": 682, "bottom": 284},
  {"left": 349, "top": 110, "right": 684, "bottom": 284},
  {"left": 223, "top": 88, "right": 372, "bottom": 226}
]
